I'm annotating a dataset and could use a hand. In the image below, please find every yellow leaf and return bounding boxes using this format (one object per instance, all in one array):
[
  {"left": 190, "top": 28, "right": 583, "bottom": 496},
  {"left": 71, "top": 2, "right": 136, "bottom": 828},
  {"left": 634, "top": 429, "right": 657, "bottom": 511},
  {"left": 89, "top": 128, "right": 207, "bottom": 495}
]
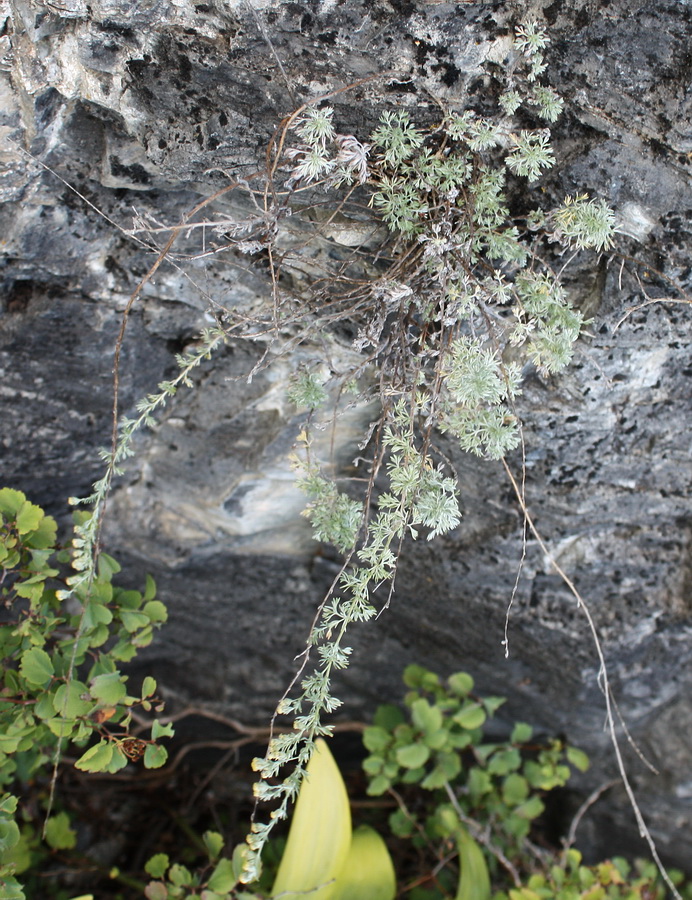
[
  {"left": 332, "top": 825, "right": 396, "bottom": 900},
  {"left": 271, "top": 739, "right": 351, "bottom": 900},
  {"left": 455, "top": 825, "right": 490, "bottom": 900}
]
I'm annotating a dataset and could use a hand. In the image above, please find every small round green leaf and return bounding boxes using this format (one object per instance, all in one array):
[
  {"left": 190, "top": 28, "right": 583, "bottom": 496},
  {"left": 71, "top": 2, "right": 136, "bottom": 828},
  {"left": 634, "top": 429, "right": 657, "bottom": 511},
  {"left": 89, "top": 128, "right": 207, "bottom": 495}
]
[
  {"left": 43, "top": 716, "right": 75, "bottom": 750},
  {"left": 514, "top": 795, "right": 544, "bottom": 820},
  {"left": 19, "top": 646, "right": 54, "bottom": 687},
  {"left": 25, "top": 513, "right": 57, "bottom": 549},
  {"left": 448, "top": 672, "right": 474, "bottom": 696},
  {"left": 366, "top": 775, "right": 391, "bottom": 796},
  {"left": 16, "top": 501, "right": 43, "bottom": 535},
  {"left": 141, "top": 676, "right": 157, "bottom": 698},
  {"left": 169, "top": 864, "right": 193, "bottom": 887},
  {"left": 403, "top": 664, "right": 428, "bottom": 688},
  {"left": 0, "top": 488, "right": 26, "bottom": 518},
  {"left": 502, "top": 773, "right": 530, "bottom": 805},
  {"left": 411, "top": 698, "right": 443, "bottom": 734},
  {"left": 97, "top": 553, "right": 121, "bottom": 578},
  {"left": 427, "top": 726, "right": 450, "bottom": 750},
  {"left": 396, "top": 743, "right": 430, "bottom": 769},
  {"left": 44, "top": 812, "right": 77, "bottom": 850},
  {"left": 85, "top": 602, "right": 113, "bottom": 626},
  {"left": 120, "top": 610, "right": 150, "bottom": 633},
  {"left": 203, "top": 831, "right": 224, "bottom": 860},
  {"left": 143, "top": 574, "right": 157, "bottom": 602},
  {"left": 487, "top": 748, "right": 521, "bottom": 775},
  {"left": 510, "top": 722, "right": 533, "bottom": 744},
  {"left": 207, "top": 858, "right": 236, "bottom": 893},
  {"left": 144, "top": 744, "right": 168, "bottom": 769},
  {"left": 482, "top": 695, "right": 505, "bottom": 715},
  {"left": 363, "top": 755, "right": 384, "bottom": 775},
  {"left": 468, "top": 766, "right": 492, "bottom": 802},
  {"left": 34, "top": 691, "right": 57, "bottom": 720},
  {"left": 363, "top": 726, "right": 391, "bottom": 753},
  {"left": 0, "top": 818, "right": 20, "bottom": 853},
  {"left": 151, "top": 720, "right": 174, "bottom": 741},
  {"left": 75, "top": 740, "right": 114, "bottom": 773},
  {"left": 143, "top": 600, "right": 168, "bottom": 623},
  {"left": 107, "top": 747, "right": 130, "bottom": 773},
  {"left": 89, "top": 672, "right": 127, "bottom": 706},
  {"left": 420, "top": 765, "right": 447, "bottom": 790},
  {"left": 566, "top": 746, "right": 590, "bottom": 772},
  {"left": 53, "top": 681, "right": 92, "bottom": 718},
  {"left": 144, "top": 882, "right": 168, "bottom": 900},
  {"left": 145, "top": 854, "right": 170, "bottom": 879},
  {"left": 453, "top": 703, "right": 486, "bottom": 731}
]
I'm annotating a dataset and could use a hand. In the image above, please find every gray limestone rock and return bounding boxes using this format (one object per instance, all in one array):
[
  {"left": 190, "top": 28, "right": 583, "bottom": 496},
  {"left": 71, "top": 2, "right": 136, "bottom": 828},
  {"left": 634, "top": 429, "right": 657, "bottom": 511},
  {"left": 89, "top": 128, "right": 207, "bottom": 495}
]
[{"left": 1, "top": 0, "right": 691, "bottom": 873}]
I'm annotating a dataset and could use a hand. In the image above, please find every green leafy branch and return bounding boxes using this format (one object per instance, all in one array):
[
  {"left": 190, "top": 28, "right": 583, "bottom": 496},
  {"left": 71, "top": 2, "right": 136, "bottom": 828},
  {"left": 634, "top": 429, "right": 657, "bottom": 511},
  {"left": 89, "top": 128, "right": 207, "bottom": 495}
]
[{"left": 0, "top": 488, "right": 172, "bottom": 896}]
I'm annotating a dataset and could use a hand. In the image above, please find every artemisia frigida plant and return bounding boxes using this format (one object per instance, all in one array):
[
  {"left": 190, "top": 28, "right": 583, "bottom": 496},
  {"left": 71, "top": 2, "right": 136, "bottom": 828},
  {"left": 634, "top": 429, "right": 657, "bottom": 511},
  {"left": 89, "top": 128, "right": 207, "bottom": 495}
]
[
  {"left": 3, "top": 18, "right": 678, "bottom": 898},
  {"left": 240, "top": 22, "right": 616, "bottom": 880},
  {"left": 26, "top": 17, "right": 617, "bottom": 889}
]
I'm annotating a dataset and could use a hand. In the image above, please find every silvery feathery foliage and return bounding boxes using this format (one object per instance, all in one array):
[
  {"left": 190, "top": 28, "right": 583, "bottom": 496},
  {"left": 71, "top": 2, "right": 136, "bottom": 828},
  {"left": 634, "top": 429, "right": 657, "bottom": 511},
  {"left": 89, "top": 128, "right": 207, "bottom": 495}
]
[
  {"left": 242, "top": 402, "right": 463, "bottom": 882},
  {"left": 333, "top": 133, "right": 371, "bottom": 185},
  {"left": 551, "top": 194, "right": 617, "bottom": 252},
  {"left": 287, "top": 370, "right": 328, "bottom": 410},
  {"left": 287, "top": 106, "right": 370, "bottom": 187},
  {"left": 506, "top": 130, "right": 555, "bottom": 182}
]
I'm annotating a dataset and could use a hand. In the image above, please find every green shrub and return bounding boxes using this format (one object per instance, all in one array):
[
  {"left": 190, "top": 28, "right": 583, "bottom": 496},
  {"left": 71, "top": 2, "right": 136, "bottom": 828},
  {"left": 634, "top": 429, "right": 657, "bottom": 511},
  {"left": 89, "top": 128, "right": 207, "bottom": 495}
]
[{"left": 0, "top": 488, "right": 172, "bottom": 897}]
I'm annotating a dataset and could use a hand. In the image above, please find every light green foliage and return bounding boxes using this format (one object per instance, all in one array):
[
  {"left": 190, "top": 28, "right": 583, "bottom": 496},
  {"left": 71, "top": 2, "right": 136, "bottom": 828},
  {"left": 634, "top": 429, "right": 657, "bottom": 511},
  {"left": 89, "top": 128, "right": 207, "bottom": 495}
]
[
  {"left": 360, "top": 667, "right": 689, "bottom": 900},
  {"left": 144, "top": 840, "right": 250, "bottom": 900},
  {"left": 244, "top": 405, "right": 463, "bottom": 880},
  {"left": 514, "top": 21, "right": 550, "bottom": 82},
  {"left": 146, "top": 673, "right": 689, "bottom": 900},
  {"left": 43, "top": 22, "right": 614, "bottom": 883},
  {"left": 506, "top": 130, "right": 554, "bottom": 182},
  {"left": 295, "top": 105, "right": 335, "bottom": 149},
  {"left": 362, "top": 663, "right": 580, "bottom": 865},
  {"left": 290, "top": 431, "right": 363, "bottom": 553},
  {"left": 43, "top": 812, "right": 77, "bottom": 851},
  {"left": 0, "top": 489, "right": 172, "bottom": 892},
  {"left": 301, "top": 475, "right": 363, "bottom": 553},
  {"left": 287, "top": 106, "right": 337, "bottom": 183},
  {"left": 371, "top": 109, "right": 425, "bottom": 167},
  {"left": 501, "top": 852, "right": 691, "bottom": 900},
  {"left": 0, "top": 12, "right": 663, "bottom": 894},
  {"left": 439, "top": 337, "right": 521, "bottom": 459},
  {"left": 529, "top": 86, "right": 564, "bottom": 123},
  {"left": 245, "top": 22, "right": 617, "bottom": 871}
]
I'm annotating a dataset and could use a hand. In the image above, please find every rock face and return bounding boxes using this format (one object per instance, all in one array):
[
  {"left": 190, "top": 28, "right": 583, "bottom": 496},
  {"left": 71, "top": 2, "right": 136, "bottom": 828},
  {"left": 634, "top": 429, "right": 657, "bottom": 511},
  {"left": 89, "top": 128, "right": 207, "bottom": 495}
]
[{"left": 1, "top": 0, "right": 691, "bottom": 871}]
